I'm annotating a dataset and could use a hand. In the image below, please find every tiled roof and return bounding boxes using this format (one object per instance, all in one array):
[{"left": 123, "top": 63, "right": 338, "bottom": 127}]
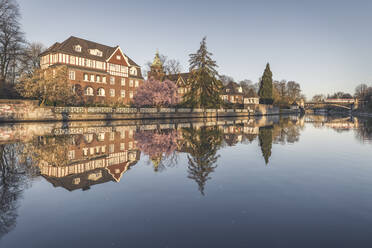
[
  {"left": 165, "top": 72, "right": 191, "bottom": 83},
  {"left": 40, "top": 36, "right": 141, "bottom": 67}
]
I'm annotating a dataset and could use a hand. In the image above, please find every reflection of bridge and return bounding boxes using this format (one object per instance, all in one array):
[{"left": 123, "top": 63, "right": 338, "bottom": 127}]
[{"left": 305, "top": 99, "right": 356, "bottom": 110}]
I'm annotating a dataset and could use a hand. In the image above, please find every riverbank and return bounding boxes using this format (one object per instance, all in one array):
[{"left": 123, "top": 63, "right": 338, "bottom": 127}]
[{"left": 0, "top": 99, "right": 298, "bottom": 122}]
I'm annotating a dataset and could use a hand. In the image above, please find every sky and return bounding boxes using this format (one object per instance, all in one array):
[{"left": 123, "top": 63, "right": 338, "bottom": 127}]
[{"left": 17, "top": 0, "right": 372, "bottom": 98}]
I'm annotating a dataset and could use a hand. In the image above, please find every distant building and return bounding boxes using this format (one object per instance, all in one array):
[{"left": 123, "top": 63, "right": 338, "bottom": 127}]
[
  {"left": 40, "top": 36, "right": 143, "bottom": 105},
  {"left": 244, "top": 88, "right": 260, "bottom": 106},
  {"left": 221, "top": 82, "right": 244, "bottom": 104}
]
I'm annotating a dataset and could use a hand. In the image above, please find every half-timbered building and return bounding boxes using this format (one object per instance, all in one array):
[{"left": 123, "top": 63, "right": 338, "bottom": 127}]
[{"left": 40, "top": 36, "right": 143, "bottom": 105}]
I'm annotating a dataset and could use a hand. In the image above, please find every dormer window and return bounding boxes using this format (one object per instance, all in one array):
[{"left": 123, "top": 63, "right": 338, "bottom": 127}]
[
  {"left": 116, "top": 55, "right": 121, "bottom": 60},
  {"left": 89, "top": 49, "right": 103, "bottom": 57},
  {"left": 130, "top": 67, "right": 137, "bottom": 76},
  {"left": 238, "top": 87, "right": 243, "bottom": 93},
  {"left": 74, "top": 45, "right": 82, "bottom": 52}
]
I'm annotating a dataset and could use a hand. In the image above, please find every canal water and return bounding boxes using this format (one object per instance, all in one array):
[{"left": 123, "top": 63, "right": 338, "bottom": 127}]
[{"left": 0, "top": 115, "right": 371, "bottom": 248}]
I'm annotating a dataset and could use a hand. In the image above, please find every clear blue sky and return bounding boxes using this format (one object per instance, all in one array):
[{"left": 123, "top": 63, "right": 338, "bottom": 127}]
[{"left": 18, "top": 0, "right": 372, "bottom": 98}]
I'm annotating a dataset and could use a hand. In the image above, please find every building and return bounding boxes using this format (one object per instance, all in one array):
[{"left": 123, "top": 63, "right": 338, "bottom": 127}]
[
  {"left": 40, "top": 36, "right": 143, "bottom": 105},
  {"left": 148, "top": 52, "right": 191, "bottom": 102},
  {"left": 244, "top": 88, "right": 260, "bottom": 106},
  {"left": 221, "top": 82, "right": 244, "bottom": 105}
]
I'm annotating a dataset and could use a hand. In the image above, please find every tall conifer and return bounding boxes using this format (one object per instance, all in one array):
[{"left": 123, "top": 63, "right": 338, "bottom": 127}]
[
  {"left": 258, "top": 63, "right": 274, "bottom": 104},
  {"left": 183, "top": 37, "right": 223, "bottom": 108}
]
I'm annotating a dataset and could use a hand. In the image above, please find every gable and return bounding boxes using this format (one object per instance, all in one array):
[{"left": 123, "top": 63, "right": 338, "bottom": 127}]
[{"left": 107, "top": 47, "right": 129, "bottom": 66}]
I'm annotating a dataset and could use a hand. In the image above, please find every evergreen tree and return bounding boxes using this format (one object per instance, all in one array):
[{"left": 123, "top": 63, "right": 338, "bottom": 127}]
[
  {"left": 183, "top": 37, "right": 223, "bottom": 108},
  {"left": 258, "top": 63, "right": 274, "bottom": 104},
  {"left": 258, "top": 126, "right": 273, "bottom": 164}
]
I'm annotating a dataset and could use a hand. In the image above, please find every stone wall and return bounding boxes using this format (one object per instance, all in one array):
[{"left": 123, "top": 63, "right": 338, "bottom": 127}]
[{"left": 0, "top": 100, "right": 281, "bottom": 122}]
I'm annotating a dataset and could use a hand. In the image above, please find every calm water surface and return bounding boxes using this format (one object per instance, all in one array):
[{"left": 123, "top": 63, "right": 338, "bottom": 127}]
[{"left": 0, "top": 115, "right": 371, "bottom": 248}]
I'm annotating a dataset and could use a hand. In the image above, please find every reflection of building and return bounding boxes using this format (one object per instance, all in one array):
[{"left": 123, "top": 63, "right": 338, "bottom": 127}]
[
  {"left": 40, "top": 36, "right": 143, "bottom": 105},
  {"left": 37, "top": 127, "right": 141, "bottom": 191}
]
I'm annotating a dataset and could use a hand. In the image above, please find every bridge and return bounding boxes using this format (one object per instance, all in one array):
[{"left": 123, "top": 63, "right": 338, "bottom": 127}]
[{"left": 305, "top": 99, "right": 357, "bottom": 111}]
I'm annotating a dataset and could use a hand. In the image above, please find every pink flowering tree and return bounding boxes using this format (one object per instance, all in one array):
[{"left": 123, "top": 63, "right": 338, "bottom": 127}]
[
  {"left": 133, "top": 78, "right": 179, "bottom": 107},
  {"left": 134, "top": 129, "right": 179, "bottom": 171}
]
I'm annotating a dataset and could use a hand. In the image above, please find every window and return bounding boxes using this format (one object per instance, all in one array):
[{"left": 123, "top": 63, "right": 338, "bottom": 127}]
[
  {"left": 70, "top": 56, "right": 75, "bottom": 64},
  {"left": 98, "top": 88, "right": 105, "bottom": 96},
  {"left": 90, "top": 147, "right": 94, "bottom": 155},
  {"left": 178, "top": 88, "right": 184, "bottom": 94},
  {"left": 109, "top": 144, "right": 115, "bottom": 153},
  {"left": 129, "top": 92, "right": 133, "bottom": 99},
  {"left": 135, "top": 80, "right": 139, "bottom": 87},
  {"left": 74, "top": 45, "right": 82, "bottom": 52},
  {"left": 121, "top": 78, "right": 125, "bottom": 86},
  {"left": 73, "top": 178, "right": 80, "bottom": 185},
  {"left": 110, "top": 132, "right": 115, "bottom": 141},
  {"left": 110, "top": 89, "right": 115, "bottom": 97},
  {"left": 90, "top": 75, "right": 95, "bottom": 82},
  {"left": 69, "top": 70, "right": 75, "bottom": 80},
  {"left": 130, "top": 67, "right": 137, "bottom": 75},
  {"left": 116, "top": 55, "right": 121, "bottom": 60},
  {"left": 89, "top": 49, "right": 102, "bottom": 57},
  {"left": 85, "top": 87, "right": 94, "bottom": 96},
  {"left": 110, "top": 77, "right": 115, "bottom": 85},
  {"left": 102, "top": 76, "right": 106, "bottom": 83},
  {"left": 98, "top": 133, "right": 105, "bottom": 141},
  {"left": 84, "top": 74, "right": 88, "bottom": 81},
  {"left": 68, "top": 150, "right": 75, "bottom": 160},
  {"left": 120, "top": 143, "right": 125, "bottom": 151},
  {"left": 128, "top": 142, "right": 133, "bottom": 149},
  {"left": 83, "top": 148, "right": 88, "bottom": 156},
  {"left": 129, "top": 80, "right": 133, "bottom": 87},
  {"left": 101, "top": 145, "right": 106, "bottom": 153},
  {"left": 96, "top": 75, "right": 101, "bottom": 82},
  {"left": 121, "top": 90, "right": 125, "bottom": 98}
]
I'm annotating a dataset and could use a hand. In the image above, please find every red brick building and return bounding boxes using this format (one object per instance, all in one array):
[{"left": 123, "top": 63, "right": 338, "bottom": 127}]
[{"left": 40, "top": 36, "right": 143, "bottom": 105}]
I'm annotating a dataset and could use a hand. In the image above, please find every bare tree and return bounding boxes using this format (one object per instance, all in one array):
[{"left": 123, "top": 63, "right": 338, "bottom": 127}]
[
  {"left": 355, "top": 84, "right": 369, "bottom": 99},
  {"left": 0, "top": 0, "right": 25, "bottom": 87},
  {"left": 164, "top": 59, "right": 182, "bottom": 75},
  {"left": 219, "top": 75, "right": 234, "bottom": 86},
  {"left": 17, "top": 42, "right": 45, "bottom": 78}
]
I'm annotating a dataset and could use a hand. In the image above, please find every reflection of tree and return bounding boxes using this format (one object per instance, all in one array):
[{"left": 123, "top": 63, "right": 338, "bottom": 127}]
[
  {"left": 355, "top": 118, "right": 372, "bottom": 143},
  {"left": 258, "top": 126, "right": 273, "bottom": 164},
  {"left": 135, "top": 129, "right": 179, "bottom": 172},
  {"left": 272, "top": 117, "right": 302, "bottom": 145},
  {"left": 181, "top": 126, "right": 223, "bottom": 195},
  {"left": 0, "top": 143, "right": 36, "bottom": 240},
  {"left": 27, "top": 135, "right": 74, "bottom": 167}
]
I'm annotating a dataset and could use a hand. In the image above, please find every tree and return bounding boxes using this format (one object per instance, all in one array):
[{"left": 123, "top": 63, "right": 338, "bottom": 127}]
[
  {"left": 355, "top": 84, "right": 369, "bottom": 99},
  {"left": 0, "top": 0, "right": 25, "bottom": 88},
  {"left": 16, "top": 65, "right": 78, "bottom": 106},
  {"left": 133, "top": 78, "right": 179, "bottom": 107},
  {"left": 258, "top": 126, "right": 273, "bottom": 164},
  {"left": 286, "top": 81, "right": 301, "bottom": 102},
  {"left": 258, "top": 63, "right": 273, "bottom": 104},
  {"left": 312, "top": 94, "right": 326, "bottom": 102},
  {"left": 183, "top": 37, "right": 223, "bottom": 108},
  {"left": 17, "top": 42, "right": 44, "bottom": 78},
  {"left": 219, "top": 75, "right": 234, "bottom": 86},
  {"left": 164, "top": 59, "right": 182, "bottom": 75}
]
